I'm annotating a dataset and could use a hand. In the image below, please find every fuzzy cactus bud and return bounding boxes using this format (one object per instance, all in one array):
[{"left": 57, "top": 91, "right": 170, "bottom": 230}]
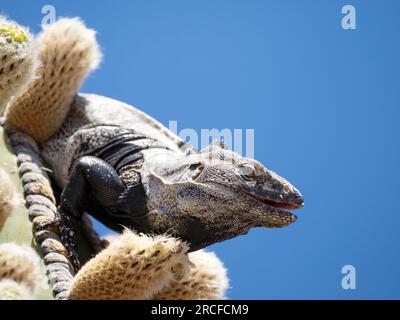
[
  {"left": 153, "top": 250, "right": 229, "bottom": 300},
  {"left": 0, "top": 17, "right": 37, "bottom": 115},
  {"left": 0, "top": 243, "right": 42, "bottom": 293},
  {"left": 69, "top": 230, "right": 190, "bottom": 300},
  {"left": 0, "top": 279, "right": 33, "bottom": 300},
  {"left": 0, "top": 168, "right": 20, "bottom": 231}
]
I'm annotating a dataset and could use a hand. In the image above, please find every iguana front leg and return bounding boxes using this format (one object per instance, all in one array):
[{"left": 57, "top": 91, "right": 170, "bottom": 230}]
[{"left": 57, "top": 156, "right": 126, "bottom": 271}]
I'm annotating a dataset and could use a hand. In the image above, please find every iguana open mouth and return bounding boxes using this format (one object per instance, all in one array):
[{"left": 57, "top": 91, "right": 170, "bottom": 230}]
[
  {"left": 244, "top": 191, "right": 304, "bottom": 211},
  {"left": 240, "top": 189, "right": 302, "bottom": 227}
]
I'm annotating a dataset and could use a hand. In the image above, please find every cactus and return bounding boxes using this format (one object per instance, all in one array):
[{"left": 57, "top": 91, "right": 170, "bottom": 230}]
[
  {"left": 69, "top": 230, "right": 190, "bottom": 300},
  {"left": 0, "top": 243, "right": 42, "bottom": 292}
]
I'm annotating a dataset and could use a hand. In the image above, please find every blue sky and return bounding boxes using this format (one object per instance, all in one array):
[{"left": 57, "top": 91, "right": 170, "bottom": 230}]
[{"left": 2, "top": 1, "right": 399, "bottom": 299}]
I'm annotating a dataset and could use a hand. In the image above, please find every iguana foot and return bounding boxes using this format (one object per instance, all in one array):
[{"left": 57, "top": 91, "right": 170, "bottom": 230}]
[
  {"left": 57, "top": 206, "right": 81, "bottom": 272},
  {"left": 33, "top": 208, "right": 81, "bottom": 271},
  {"left": 52, "top": 156, "right": 132, "bottom": 272}
]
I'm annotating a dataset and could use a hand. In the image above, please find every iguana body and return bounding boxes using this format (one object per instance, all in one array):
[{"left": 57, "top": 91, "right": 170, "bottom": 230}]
[
  {"left": 2, "top": 18, "right": 304, "bottom": 270},
  {"left": 43, "top": 94, "right": 188, "bottom": 189}
]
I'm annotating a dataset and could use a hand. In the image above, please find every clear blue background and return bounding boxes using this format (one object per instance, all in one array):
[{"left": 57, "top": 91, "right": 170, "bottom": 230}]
[{"left": 2, "top": 0, "right": 399, "bottom": 299}]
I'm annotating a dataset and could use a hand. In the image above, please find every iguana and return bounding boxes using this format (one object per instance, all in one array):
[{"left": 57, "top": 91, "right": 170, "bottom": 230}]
[{"left": 2, "top": 18, "right": 304, "bottom": 270}]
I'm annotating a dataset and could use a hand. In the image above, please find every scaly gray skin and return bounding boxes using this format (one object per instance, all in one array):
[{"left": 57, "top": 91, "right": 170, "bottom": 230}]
[{"left": 40, "top": 93, "right": 304, "bottom": 270}]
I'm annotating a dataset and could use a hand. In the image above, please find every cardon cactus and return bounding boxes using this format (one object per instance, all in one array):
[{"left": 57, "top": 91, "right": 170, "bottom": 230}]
[
  {"left": 0, "top": 16, "right": 229, "bottom": 300},
  {"left": 0, "top": 125, "right": 53, "bottom": 299}
]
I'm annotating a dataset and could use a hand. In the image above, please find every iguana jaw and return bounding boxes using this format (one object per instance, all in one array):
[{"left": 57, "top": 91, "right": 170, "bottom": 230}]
[
  {"left": 211, "top": 183, "right": 302, "bottom": 228},
  {"left": 242, "top": 189, "right": 302, "bottom": 227}
]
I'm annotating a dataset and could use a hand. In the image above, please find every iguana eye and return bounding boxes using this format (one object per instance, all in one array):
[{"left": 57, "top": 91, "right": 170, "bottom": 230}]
[{"left": 240, "top": 164, "right": 256, "bottom": 180}]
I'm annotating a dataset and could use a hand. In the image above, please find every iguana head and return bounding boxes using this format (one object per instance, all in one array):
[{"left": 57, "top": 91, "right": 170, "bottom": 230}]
[{"left": 142, "top": 141, "right": 304, "bottom": 250}]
